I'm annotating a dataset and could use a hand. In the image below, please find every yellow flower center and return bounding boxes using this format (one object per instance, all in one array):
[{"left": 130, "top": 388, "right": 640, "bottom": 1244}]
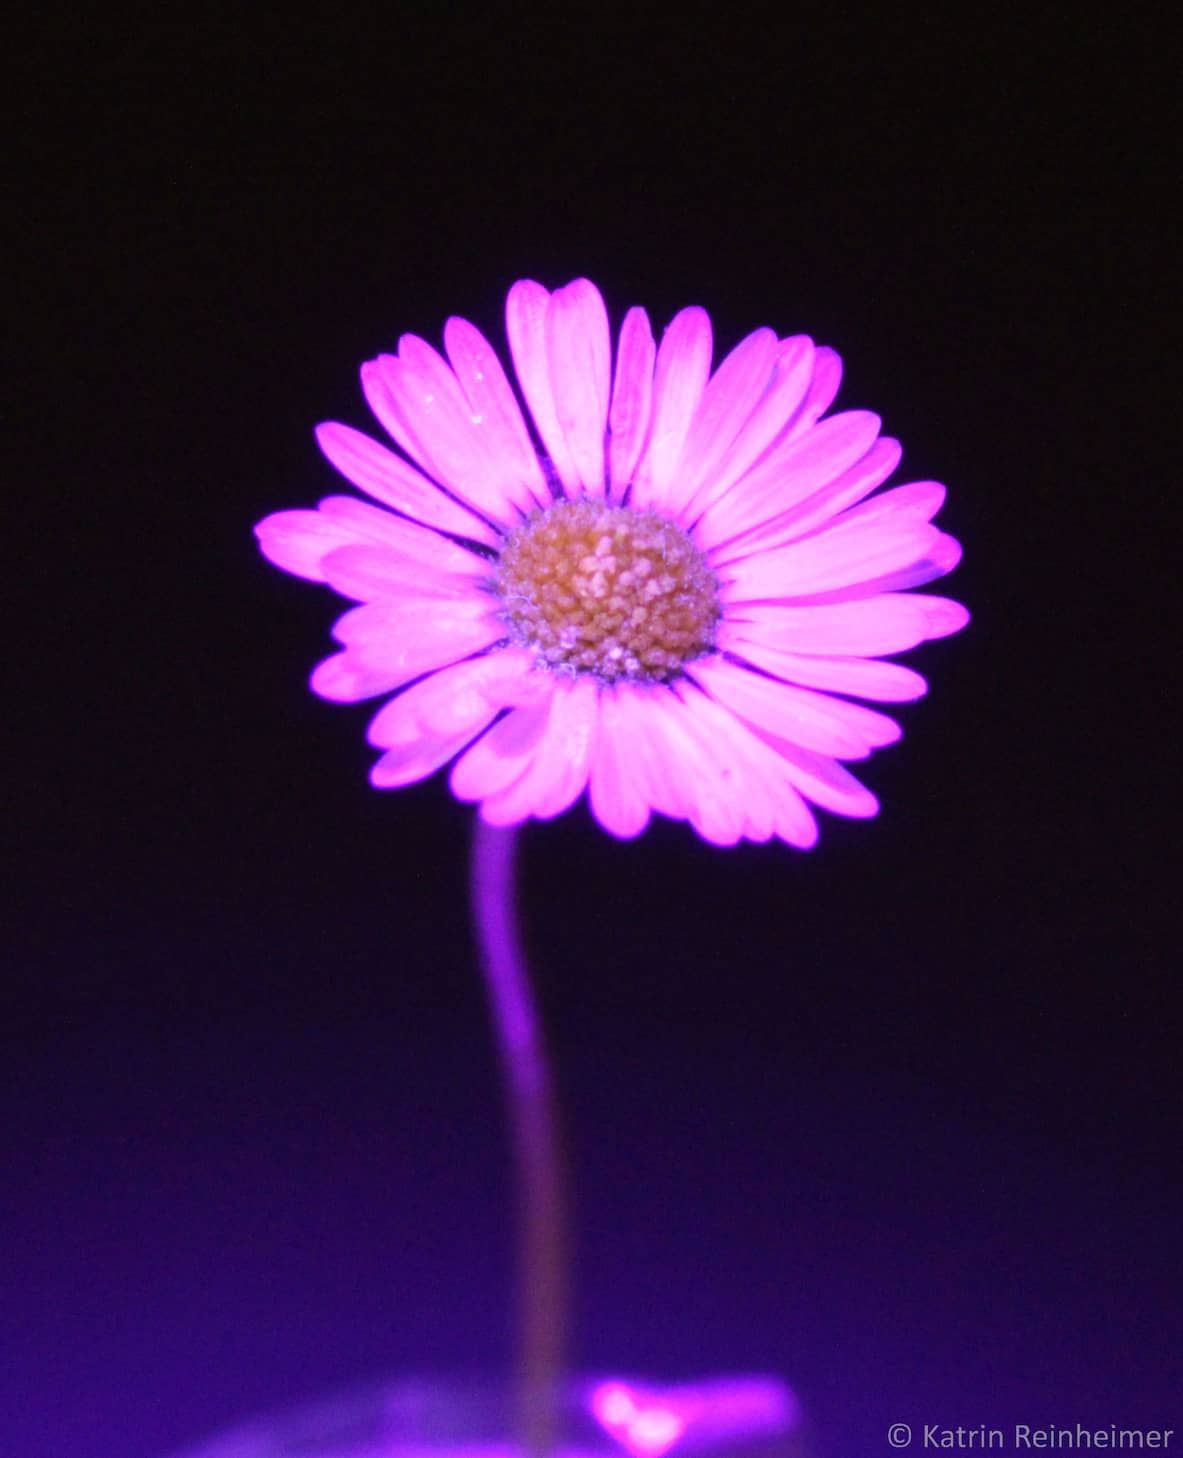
[{"left": 494, "top": 498, "right": 721, "bottom": 683}]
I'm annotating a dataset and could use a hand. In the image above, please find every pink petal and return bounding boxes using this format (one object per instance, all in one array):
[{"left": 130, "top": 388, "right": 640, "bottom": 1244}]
[
  {"left": 727, "top": 639, "right": 928, "bottom": 701},
  {"left": 662, "top": 327, "right": 778, "bottom": 516},
  {"left": 321, "top": 544, "right": 489, "bottom": 601},
  {"left": 680, "top": 692, "right": 775, "bottom": 843},
  {"left": 449, "top": 692, "right": 556, "bottom": 802},
  {"left": 694, "top": 411, "right": 882, "bottom": 552},
  {"left": 727, "top": 476, "right": 947, "bottom": 575},
  {"left": 315, "top": 494, "right": 495, "bottom": 565},
  {"left": 315, "top": 422, "right": 500, "bottom": 545},
  {"left": 835, "top": 479, "right": 947, "bottom": 527},
  {"left": 841, "top": 532, "right": 962, "bottom": 595},
  {"left": 370, "top": 727, "right": 492, "bottom": 790},
  {"left": 374, "top": 336, "right": 529, "bottom": 524},
  {"left": 607, "top": 306, "right": 656, "bottom": 502},
  {"left": 609, "top": 686, "right": 696, "bottom": 820},
  {"left": 588, "top": 685, "right": 652, "bottom": 839},
  {"left": 616, "top": 683, "right": 820, "bottom": 848},
  {"left": 718, "top": 713, "right": 822, "bottom": 847},
  {"left": 681, "top": 335, "right": 817, "bottom": 519},
  {"left": 316, "top": 493, "right": 476, "bottom": 541},
  {"left": 506, "top": 279, "right": 580, "bottom": 492},
  {"left": 313, "top": 598, "right": 503, "bottom": 702},
  {"left": 255, "top": 508, "right": 363, "bottom": 582},
  {"left": 443, "top": 315, "right": 552, "bottom": 510},
  {"left": 479, "top": 676, "right": 599, "bottom": 824},
  {"left": 628, "top": 307, "right": 713, "bottom": 512},
  {"left": 641, "top": 689, "right": 747, "bottom": 845},
  {"left": 366, "top": 649, "right": 540, "bottom": 750},
  {"left": 690, "top": 657, "right": 900, "bottom": 760},
  {"left": 679, "top": 687, "right": 866, "bottom": 842},
  {"left": 358, "top": 357, "right": 424, "bottom": 464},
  {"left": 755, "top": 735, "right": 879, "bottom": 819},
  {"left": 770, "top": 796, "right": 821, "bottom": 848},
  {"left": 330, "top": 594, "right": 491, "bottom": 647},
  {"left": 718, "top": 518, "right": 943, "bottom": 602},
  {"left": 531, "top": 679, "right": 598, "bottom": 820},
  {"left": 708, "top": 437, "right": 904, "bottom": 562},
  {"left": 719, "top": 593, "right": 970, "bottom": 657},
  {"left": 304, "top": 501, "right": 490, "bottom": 574},
  {"left": 546, "top": 279, "right": 612, "bottom": 498},
  {"left": 673, "top": 689, "right": 821, "bottom": 848},
  {"left": 783, "top": 345, "right": 842, "bottom": 439},
  {"left": 307, "top": 653, "right": 408, "bottom": 704},
  {"left": 671, "top": 687, "right": 778, "bottom": 842},
  {"left": 415, "top": 648, "right": 545, "bottom": 737}
]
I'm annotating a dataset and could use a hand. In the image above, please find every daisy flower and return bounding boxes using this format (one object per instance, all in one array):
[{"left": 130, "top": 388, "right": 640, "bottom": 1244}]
[{"left": 256, "top": 278, "right": 967, "bottom": 847}]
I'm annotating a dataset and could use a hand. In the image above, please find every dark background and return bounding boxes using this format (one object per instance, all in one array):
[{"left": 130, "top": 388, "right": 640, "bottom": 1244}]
[{"left": 7, "top": 8, "right": 1178, "bottom": 1457}]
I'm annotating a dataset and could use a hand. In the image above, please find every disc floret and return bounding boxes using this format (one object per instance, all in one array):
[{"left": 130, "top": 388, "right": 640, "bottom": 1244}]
[{"left": 494, "top": 498, "right": 721, "bottom": 682}]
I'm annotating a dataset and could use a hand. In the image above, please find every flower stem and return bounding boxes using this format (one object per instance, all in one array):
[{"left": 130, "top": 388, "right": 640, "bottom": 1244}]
[{"left": 469, "top": 818, "right": 567, "bottom": 1458}]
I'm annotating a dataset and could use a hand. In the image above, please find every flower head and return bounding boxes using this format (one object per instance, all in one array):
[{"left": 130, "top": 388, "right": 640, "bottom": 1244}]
[{"left": 256, "top": 278, "right": 967, "bottom": 847}]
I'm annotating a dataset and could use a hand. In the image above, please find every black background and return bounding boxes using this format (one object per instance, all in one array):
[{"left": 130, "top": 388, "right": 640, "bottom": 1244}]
[{"left": 7, "top": 8, "right": 1179, "bottom": 1458}]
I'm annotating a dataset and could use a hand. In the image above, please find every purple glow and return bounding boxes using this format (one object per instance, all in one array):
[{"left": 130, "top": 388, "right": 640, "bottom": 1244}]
[
  {"left": 163, "top": 1374, "right": 804, "bottom": 1457},
  {"left": 590, "top": 1383, "right": 685, "bottom": 1455},
  {"left": 588, "top": 1377, "right": 798, "bottom": 1457}
]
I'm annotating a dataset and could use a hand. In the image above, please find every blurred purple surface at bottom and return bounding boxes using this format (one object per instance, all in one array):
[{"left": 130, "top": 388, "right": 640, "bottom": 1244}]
[{"left": 162, "top": 1374, "right": 808, "bottom": 1458}]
